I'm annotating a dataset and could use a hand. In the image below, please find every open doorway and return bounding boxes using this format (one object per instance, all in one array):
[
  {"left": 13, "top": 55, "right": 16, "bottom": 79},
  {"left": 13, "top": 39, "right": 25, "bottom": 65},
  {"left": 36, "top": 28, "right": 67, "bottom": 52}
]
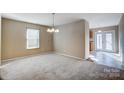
[{"left": 95, "top": 31, "right": 114, "bottom": 52}]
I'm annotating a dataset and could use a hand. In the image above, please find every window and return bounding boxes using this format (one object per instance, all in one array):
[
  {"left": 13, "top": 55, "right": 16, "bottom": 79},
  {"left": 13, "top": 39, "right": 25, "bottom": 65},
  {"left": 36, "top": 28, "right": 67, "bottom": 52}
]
[
  {"left": 96, "top": 33, "right": 102, "bottom": 50},
  {"left": 26, "top": 28, "right": 40, "bottom": 49},
  {"left": 105, "top": 33, "right": 113, "bottom": 51}
]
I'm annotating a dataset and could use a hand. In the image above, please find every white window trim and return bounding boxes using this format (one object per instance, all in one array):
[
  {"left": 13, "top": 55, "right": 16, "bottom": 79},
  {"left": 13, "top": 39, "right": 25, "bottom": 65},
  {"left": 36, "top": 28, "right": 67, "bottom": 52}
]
[{"left": 26, "top": 28, "right": 40, "bottom": 49}]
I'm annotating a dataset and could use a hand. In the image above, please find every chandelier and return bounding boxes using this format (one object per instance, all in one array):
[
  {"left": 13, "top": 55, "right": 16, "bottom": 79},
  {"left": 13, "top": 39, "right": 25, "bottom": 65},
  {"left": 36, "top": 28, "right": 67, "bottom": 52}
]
[{"left": 47, "top": 13, "right": 59, "bottom": 33}]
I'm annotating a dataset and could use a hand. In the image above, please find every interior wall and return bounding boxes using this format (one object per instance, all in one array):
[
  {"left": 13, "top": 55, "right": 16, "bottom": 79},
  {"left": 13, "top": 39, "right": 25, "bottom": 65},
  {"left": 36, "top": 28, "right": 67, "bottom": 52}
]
[
  {"left": 119, "top": 14, "right": 124, "bottom": 62},
  {"left": 1, "top": 18, "right": 53, "bottom": 60},
  {"left": 90, "top": 26, "right": 119, "bottom": 53},
  {"left": 84, "top": 21, "right": 89, "bottom": 59},
  {"left": 53, "top": 20, "right": 89, "bottom": 59}
]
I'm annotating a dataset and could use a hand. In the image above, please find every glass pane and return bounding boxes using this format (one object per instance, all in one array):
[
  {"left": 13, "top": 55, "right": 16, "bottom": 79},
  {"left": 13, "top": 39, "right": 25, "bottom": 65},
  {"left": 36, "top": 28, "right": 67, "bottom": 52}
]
[
  {"left": 27, "top": 29, "right": 39, "bottom": 39},
  {"left": 27, "top": 39, "right": 39, "bottom": 48},
  {"left": 96, "top": 34, "right": 102, "bottom": 50},
  {"left": 106, "top": 33, "right": 112, "bottom": 50}
]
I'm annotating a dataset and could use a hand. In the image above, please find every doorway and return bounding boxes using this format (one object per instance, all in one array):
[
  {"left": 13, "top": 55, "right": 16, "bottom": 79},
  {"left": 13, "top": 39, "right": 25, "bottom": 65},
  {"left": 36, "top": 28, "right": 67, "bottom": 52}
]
[{"left": 95, "top": 31, "right": 115, "bottom": 52}]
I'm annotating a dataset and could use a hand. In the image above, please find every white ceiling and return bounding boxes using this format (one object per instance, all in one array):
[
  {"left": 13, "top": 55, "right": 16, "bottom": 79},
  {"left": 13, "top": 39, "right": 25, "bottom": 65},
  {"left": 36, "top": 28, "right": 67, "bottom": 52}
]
[{"left": 2, "top": 13, "right": 122, "bottom": 28}]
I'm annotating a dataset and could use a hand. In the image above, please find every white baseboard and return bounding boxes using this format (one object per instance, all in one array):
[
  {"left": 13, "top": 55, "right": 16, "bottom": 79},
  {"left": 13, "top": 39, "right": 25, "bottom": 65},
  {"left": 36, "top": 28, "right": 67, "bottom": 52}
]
[
  {"left": 1, "top": 51, "right": 54, "bottom": 62},
  {"left": 1, "top": 51, "right": 85, "bottom": 64},
  {"left": 55, "top": 52, "right": 84, "bottom": 60}
]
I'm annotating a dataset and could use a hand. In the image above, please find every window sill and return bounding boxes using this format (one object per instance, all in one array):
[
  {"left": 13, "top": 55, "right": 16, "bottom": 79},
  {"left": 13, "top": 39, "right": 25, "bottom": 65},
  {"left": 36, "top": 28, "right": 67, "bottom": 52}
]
[{"left": 26, "top": 47, "right": 40, "bottom": 50}]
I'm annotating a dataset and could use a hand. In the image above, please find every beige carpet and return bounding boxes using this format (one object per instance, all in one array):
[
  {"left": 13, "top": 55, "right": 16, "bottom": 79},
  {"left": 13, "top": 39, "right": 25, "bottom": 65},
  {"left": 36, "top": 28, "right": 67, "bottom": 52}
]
[{"left": 0, "top": 53, "right": 124, "bottom": 80}]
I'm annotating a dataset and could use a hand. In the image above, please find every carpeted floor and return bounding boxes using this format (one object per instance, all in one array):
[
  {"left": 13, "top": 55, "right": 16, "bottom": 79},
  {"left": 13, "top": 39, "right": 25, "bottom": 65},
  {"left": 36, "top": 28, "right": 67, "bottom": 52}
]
[{"left": 0, "top": 53, "right": 124, "bottom": 80}]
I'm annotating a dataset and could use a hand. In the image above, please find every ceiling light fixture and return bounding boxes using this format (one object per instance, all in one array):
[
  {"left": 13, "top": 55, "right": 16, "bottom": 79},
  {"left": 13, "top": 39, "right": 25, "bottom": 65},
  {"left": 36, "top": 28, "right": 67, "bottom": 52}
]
[
  {"left": 98, "top": 30, "right": 102, "bottom": 32},
  {"left": 47, "top": 13, "right": 59, "bottom": 33}
]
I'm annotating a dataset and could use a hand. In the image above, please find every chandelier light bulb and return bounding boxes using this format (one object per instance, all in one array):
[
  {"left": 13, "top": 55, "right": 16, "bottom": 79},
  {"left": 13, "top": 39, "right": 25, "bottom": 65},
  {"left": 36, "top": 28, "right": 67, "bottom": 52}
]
[
  {"left": 47, "top": 28, "right": 50, "bottom": 32},
  {"left": 51, "top": 28, "right": 55, "bottom": 32},
  {"left": 55, "top": 29, "right": 59, "bottom": 32}
]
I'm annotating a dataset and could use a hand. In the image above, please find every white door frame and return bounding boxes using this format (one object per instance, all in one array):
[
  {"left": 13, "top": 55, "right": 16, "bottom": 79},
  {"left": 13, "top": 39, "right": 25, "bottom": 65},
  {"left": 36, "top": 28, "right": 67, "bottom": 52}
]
[{"left": 95, "top": 30, "right": 115, "bottom": 52}]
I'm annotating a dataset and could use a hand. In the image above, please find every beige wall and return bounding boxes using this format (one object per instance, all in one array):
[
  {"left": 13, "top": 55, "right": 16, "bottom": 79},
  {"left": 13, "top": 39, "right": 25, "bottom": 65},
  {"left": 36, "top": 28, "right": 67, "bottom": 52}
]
[
  {"left": 90, "top": 26, "right": 119, "bottom": 53},
  {"left": 53, "top": 20, "right": 89, "bottom": 59},
  {"left": 119, "top": 14, "right": 124, "bottom": 62},
  {"left": 1, "top": 18, "right": 53, "bottom": 60}
]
